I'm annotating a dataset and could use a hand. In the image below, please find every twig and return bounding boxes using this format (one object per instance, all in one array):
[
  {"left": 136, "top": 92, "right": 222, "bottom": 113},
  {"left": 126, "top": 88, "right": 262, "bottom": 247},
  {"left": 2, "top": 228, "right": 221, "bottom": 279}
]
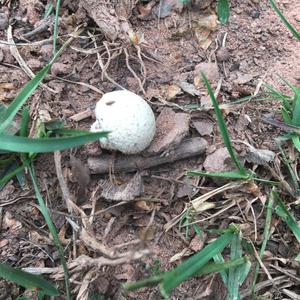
[
  {"left": 22, "top": 16, "right": 54, "bottom": 39},
  {"left": 7, "top": 26, "right": 57, "bottom": 94},
  {"left": 124, "top": 47, "right": 146, "bottom": 94},
  {"left": 54, "top": 151, "right": 74, "bottom": 214},
  {"left": 88, "top": 31, "right": 125, "bottom": 90},
  {"left": 88, "top": 138, "right": 207, "bottom": 174}
]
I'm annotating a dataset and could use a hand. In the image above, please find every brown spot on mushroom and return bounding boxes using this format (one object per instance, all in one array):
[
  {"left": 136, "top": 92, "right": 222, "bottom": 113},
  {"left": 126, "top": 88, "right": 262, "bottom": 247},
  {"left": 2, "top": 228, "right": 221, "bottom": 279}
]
[{"left": 106, "top": 101, "right": 115, "bottom": 106}]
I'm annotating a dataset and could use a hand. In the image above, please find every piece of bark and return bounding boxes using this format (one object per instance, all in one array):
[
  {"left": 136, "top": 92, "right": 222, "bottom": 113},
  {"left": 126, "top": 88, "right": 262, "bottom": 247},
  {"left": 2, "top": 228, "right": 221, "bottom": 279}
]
[
  {"left": 80, "top": 0, "right": 134, "bottom": 41},
  {"left": 100, "top": 172, "right": 143, "bottom": 201},
  {"left": 146, "top": 107, "right": 190, "bottom": 154},
  {"left": 88, "top": 137, "right": 207, "bottom": 174}
]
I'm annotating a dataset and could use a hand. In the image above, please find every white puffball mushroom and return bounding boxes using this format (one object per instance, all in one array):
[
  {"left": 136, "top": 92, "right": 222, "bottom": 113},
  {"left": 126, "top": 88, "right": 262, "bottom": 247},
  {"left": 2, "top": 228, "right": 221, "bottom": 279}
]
[{"left": 91, "top": 90, "right": 156, "bottom": 154}]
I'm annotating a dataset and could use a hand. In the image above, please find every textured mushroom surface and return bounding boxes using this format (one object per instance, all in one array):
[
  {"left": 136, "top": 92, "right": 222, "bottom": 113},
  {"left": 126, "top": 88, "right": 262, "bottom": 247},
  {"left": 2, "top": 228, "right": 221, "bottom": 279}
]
[{"left": 91, "top": 90, "right": 156, "bottom": 154}]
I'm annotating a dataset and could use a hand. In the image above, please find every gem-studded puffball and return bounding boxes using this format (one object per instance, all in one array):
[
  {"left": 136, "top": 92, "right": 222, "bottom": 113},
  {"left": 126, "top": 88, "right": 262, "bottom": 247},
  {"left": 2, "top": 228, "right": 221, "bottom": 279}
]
[{"left": 91, "top": 90, "right": 156, "bottom": 154}]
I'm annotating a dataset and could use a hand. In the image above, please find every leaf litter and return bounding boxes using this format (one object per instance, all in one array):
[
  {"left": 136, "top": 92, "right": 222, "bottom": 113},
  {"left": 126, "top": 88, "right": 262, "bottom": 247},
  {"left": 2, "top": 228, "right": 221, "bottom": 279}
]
[{"left": 0, "top": 0, "right": 300, "bottom": 299}]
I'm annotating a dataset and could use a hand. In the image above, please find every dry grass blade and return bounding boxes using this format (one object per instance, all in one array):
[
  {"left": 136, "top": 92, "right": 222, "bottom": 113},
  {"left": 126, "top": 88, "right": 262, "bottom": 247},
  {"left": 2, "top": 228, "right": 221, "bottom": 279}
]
[{"left": 7, "top": 26, "right": 56, "bottom": 94}]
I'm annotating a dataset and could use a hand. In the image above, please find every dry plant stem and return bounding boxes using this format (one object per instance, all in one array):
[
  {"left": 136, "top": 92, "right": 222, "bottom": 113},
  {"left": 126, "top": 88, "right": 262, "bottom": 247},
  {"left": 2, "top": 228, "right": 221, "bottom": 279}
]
[
  {"left": 69, "top": 108, "right": 93, "bottom": 122},
  {"left": 269, "top": 264, "right": 300, "bottom": 284},
  {"left": 52, "top": 75, "right": 104, "bottom": 95},
  {"left": 76, "top": 269, "right": 97, "bottom": 300},
  {"left": 187, "top": 200, "right": 237, "bottom": 226},
  {"left": 245, "top": 198, "right": 258, "bottom": 241},
  {"left": 54, "top": 151, "right": 78, "bottom": 259},
  {"left": 22, "top": 16, "right": 54, "bottom": 39},
  {"left": 240, "top": 276, "right": 289, "bottom": 299},
  {"left": 88, "top": 182, "right": 102, "bottom": 224},
  {"left": 94, "top": 200, "right": 127, "bottom": 216},
  {"left": 7, "top": 26, "right": 57, "bottom": 94},
  {"left": 103, "top": 216, "right": 116, "bottom": 240},
  {"left": 88, "top": 31, "right": 125, "bottom": 90},
  {"left": 164, "top": 181, "right": 243, "bottom": 231},
  {"left": 79, "top": 228, "right": 115, "bottom": 258},
  {"left": 135, "top": 45, "right": 147, "bottom": 85},
  {"left": 88, "top": 138, "right": 207, "bottom": 174},
  {"left": 22, "top": 249, "right": 150, "bottom": 278},
  {"left": 250, "top": 240, "right": 275, "bottom": 284},
  {"left": 124, "top": 47, "right": 146, "bottom": 94},
  {"left": 54, "top": 151, "right": 74, "bottom": 214},
  {"left": 265, "top": 164, "right": 293, "bottom": 195}
]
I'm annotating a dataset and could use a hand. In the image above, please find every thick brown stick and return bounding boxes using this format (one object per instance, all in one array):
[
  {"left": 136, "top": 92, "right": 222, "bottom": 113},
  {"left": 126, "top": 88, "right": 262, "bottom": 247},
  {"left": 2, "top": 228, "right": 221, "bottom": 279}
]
[{"left": 88, "top": 137, "right": 208, "bottom": 174}]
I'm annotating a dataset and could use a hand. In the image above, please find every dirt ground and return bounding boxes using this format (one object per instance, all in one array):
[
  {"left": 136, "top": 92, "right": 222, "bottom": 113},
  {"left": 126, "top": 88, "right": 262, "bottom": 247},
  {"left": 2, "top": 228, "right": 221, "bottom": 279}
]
[{"left": 0, "top": 0, "right": 300, "bottom": 299}]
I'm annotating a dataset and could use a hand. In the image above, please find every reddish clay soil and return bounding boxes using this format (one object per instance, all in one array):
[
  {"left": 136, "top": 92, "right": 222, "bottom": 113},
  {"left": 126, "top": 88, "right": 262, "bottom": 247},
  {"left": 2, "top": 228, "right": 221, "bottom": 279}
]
[{"left": 0, "top": 0, "right": 300, "bottom": 299}]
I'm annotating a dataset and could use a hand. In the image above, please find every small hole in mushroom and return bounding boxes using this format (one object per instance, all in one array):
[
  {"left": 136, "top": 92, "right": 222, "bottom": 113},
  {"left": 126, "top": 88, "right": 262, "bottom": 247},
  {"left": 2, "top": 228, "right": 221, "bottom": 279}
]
[{"left": 106, "top": 101, "right": 115, "bottom": 106}]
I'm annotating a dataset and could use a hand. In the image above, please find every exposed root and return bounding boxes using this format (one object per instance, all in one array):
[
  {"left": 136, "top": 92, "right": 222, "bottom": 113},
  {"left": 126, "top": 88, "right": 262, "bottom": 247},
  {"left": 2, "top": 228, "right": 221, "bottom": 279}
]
[{"left": 124, "top": 47, "right": 146, "bottom": 94}]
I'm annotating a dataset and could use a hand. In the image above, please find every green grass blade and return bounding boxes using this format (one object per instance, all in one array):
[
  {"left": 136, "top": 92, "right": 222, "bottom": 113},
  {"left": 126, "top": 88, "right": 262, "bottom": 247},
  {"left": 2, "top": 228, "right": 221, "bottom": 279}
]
[
  {"left": 44, "top": 2, "right": 53, "bottom": 18},
  {"left": 217, "top": 0, "right": 230, "bottom": 24},
  {"left": 20, "top": 107, "right": 30, "bottom": 138},
  {"left": 51, "top": 128, "right": 98, "bottom": 136},
  {"left": 198, "top": 257, "right": 248, "bottom": 277},
  {"left": 296, "top": 253, "right": 300, "bottom": 262},
  {"left": 0, "top": 131, "right": 108, "bottom": 153},
  {"left": 0, "top": 160, "right": 29, "bottom": 188},
  {"left": 277, "top": 143, "right": 300, "bottom": 196},
  {"left": 160, "top": 228, "right": 236, "bottom": 295},
  {"left": 0, "top": 64, "right": 51, "bottom": 134},
  {"left": 123, "top": 275, "right": 164, "bottom": 291},
  {"left": 213, "top": 253, "right": 228, "bottom": 285},
  {"left": 291, "top": 135, "right": 300, "bottom": 153},
  {"left": 53, "top": 0, "right": 61, "bottom": 54},
  {"left": 238, "top": 259, "right": 251, "bottom": 286},
  {"left": 0, "top": 262, "right": 59, "bottom": 296},
  {"left": 201, "top": 73, "right": 247, "bottom": 175},
  {"left": 251, "top": 188, "right": 275, "bottom": 297},
  {"left": 269, "top": 0, "right": 300, "bottom": 41},
  {"left": 292, "top": 88, "right": 300, "bottom": 126},
  {"left": 281, "top": 108, "right": 292, "bottom": 124},
  {"left": 188, "top": 170, "right": 249, "bottom": 179},
  {"left": 227, "top": 231, "right": 242, "bottom": 300},
  {"left": 0, "top": 156, "right": 15, "bottom": 166},
  {"left": 124, "top": 257, "right": 247, "bottom": 294},
  {"left": 274, "top": 192, "right": 300, "bottom": 243},
  {"left": 262, "top": 117, "right": 300, "bottom": 136},
  {"left": 29, "top": 165, "right": 70, "bottom": 299}
]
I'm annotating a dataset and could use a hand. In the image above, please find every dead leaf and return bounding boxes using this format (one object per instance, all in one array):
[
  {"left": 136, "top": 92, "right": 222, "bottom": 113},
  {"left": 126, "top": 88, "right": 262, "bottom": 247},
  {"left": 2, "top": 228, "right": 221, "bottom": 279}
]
[
  {"left": 194, "top": 13, "right": 218, "bottom": 49},
  {"left": 134, "top": 200, "right": 153, "bottom": 212},
  {"left": 3, "top": 212, "right": 22, "bottom": 231},
  {"left": 155, "top": 0, "right": 183, "bottom": 18},
  {"left": 137, "top": 1, "right": 155, "bottom": 18},
  {"left": 138, "top": 225, "right": 156, "bottom": 241},
  {"left": 192, "top": 201, "right": 215, "bottom": 213},
  {"left": 70, "top": 154, "right": 90, "bottom": 199},
  {"left": 166, "top": 84, "right": 182, "bottom": 100},
  {"left": 169, "top": 248, "right": 191, "bottom": 263},
  {"left": 194, "top": 62, "right": 219, "bottom": 88},
  {"left": 189, "top": 232, "right": 206, "bottom": 252},
  {"left": 204, "top": 147, "right": 235, "bottom": 173},
  {"left": 177, "top": 177, "right": 198, "bottom": 198},
  {"left": 174, "top": 80, "right": 201, "bottom": 96},
  {"left": 193, "top": 120, "right": 214, "bottom": 136},
  {"left": 101, "top": 172, "right": 143, "bottom": 201},
  {"left": 234, "top": 73, "right": 254, "bottom": 85},
  {"left": 146, "top": 108, "right": 190, "bottom": 154},
  {"left": 0, "top": 239, "right": 8, "bottom": 248},
  {"left": 246, "top": 147, "right": 275, "bottom": 165}
]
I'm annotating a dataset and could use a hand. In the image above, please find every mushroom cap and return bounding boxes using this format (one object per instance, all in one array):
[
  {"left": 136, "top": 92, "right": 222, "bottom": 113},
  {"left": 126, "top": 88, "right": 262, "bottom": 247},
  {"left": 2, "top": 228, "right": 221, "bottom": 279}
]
[{"left": 91, "top": 90, "right": 156, "bottom": 154}]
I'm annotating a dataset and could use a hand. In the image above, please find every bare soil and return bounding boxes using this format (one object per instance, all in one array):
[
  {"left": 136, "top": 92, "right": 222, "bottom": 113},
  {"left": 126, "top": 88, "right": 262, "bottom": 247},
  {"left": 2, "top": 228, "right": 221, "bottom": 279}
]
[{"left": 0, "top": 0, "right": 300, "bottom": 299}]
